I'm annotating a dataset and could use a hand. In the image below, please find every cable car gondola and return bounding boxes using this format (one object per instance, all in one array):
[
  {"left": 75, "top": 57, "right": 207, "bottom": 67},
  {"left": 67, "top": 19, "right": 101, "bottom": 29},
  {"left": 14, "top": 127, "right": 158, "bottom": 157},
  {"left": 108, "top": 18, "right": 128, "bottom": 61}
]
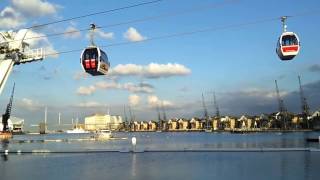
[
  {"left": 276, "top": 16, "right": 300, "bottom": 61},
  {"left": 80, "top": 24, "right": 110, "bottom": 76},
  {"left": 80, "top": 46, "right": 110, "bottom": 76}
]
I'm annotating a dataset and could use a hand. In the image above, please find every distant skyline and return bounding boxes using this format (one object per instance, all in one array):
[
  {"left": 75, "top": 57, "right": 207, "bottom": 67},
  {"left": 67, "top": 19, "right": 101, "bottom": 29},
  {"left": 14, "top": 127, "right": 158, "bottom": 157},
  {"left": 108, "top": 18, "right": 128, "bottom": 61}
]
[{"left": 0, "top": 0, "right": 319, "bottom": 127}]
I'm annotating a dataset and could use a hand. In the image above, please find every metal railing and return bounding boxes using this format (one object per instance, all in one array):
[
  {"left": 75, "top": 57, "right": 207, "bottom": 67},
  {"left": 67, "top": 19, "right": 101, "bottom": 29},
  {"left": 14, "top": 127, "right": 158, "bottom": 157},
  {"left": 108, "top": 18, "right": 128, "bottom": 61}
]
[{"left": 20, "top": 48, "right": 45, "bottom": 63}]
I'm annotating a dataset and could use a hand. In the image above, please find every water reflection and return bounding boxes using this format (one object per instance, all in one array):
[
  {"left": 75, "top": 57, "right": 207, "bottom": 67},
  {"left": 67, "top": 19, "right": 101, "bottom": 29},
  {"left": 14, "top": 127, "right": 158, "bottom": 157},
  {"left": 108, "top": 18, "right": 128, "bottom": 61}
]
[
  {"left": 0, "top": 151, "right": 319, "bottom": 180},
  {"left": 1, "top": 139, "right": 9, "bottom": 161},
  {"left": 131, "top": 154, "right": 137, "bottom": 177},
  {"left": 0, "top": 132, "right": 319, "bottom": 153},
  {"left": 304, "top": 152, "right": 311, "bottom": 180}
]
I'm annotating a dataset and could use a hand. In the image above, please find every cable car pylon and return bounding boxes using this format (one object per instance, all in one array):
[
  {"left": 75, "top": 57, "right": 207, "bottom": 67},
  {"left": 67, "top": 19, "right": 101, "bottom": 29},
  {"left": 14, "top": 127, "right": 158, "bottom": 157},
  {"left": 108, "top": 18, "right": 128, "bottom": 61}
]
[{"left": 0, "top": 29, "right": 45, "bottom": 95}]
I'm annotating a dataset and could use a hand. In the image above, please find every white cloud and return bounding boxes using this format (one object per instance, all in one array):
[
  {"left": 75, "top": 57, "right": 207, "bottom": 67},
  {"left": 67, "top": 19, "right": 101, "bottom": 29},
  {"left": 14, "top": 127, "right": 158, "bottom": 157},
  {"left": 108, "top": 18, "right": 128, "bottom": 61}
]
[
  {"left": 129, "top": 94, "right": 140, "bottom": 106},
  {"left": 109, "top": 63, "right": 191, "bottom": 78},
  {"left": 96, "top": 29, "right": 114, "bottom": 39},
  {"left": 11, "top": 0, "right": 59, "bottom": 17},
  {"left": 75, "top": 101, "right": 102, "bottom": 108},
  {"left": 17, "top": 98, "right": 42, "bottom": 111},
  {"left": 95, "top": 81, "right": 153, "bottom": 93},
  {"left": 86, "top": 29, "right": 114, "bottom": 41},
  {"left": 240, "top": 88, "right": 288, "bottom": 99},
  {"left": 0, "top": 0, "right": 60, "bottom": 29},
  {"left": 123, "top": 82, "right": 154, "bottom": 94},
  {"left": 64, "top": 26, "right": 81, "bottom": 39},
  {"left": 24, "top": 30, "right": 58, "bottom": 58},
  {"left": 124, "top": 27, "right": 146, "bottom": 42},
  {"left": 147, "top": 95, "right": 173, "bottom": 108},
  {"left": 95, "top": 81, "right": 121, "bottom": 89},
  {"left": 110, "top": 64, "right": 142, "bottom": 76},
  {"left": 77, "top": 86, "right": 96, "bottom": 96},
  {"left": 73, "top": 71, "right": 88, "bottom": 80},
  {"left": 76, "top": 81, "right": 154, "bottom": 96},
  {"left": 0, "top": 6, "right": 25, "bottom": 29}
]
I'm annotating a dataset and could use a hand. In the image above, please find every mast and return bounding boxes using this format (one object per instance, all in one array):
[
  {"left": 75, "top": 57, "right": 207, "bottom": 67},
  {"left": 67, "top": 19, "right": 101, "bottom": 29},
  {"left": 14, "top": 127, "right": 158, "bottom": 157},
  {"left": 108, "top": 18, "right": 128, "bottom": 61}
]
[
  {"left": 123, "top": 105, "right": 128, "bottom": 122},
  {"left": 161, "top": 101, "right": 167, "bottom": 122},
  {"left": 213, "top": 91, "right": 220, "bottom": 118},
  {"left": 202, "top": 93, "right": 209, "bottom": 129},
  {"left": 275, "top": 80, "right": 286, "bottom": 113},
  {"left": 123, "top": 105, "right": 128, "bottom": 130},
  {"left": 298, "top": 76, "right": 310, "bottom": 128},
  {"left": 44, "top": 106, "right": 47, "bottom": 131},
  {"left": 156, "top": 105, "right": 162, "bottom": 130},
  {"left": 58, "top": 112, "right": 61, "bottom": 125},
  {"left": 128, "top": 106, "right": 134, "bottom": 123},
  {"left": 275, "top": 80, "right": 287, "bottom": 129},
  {"left": 2, "top": 83, "right": 15, "bottom": 132}
]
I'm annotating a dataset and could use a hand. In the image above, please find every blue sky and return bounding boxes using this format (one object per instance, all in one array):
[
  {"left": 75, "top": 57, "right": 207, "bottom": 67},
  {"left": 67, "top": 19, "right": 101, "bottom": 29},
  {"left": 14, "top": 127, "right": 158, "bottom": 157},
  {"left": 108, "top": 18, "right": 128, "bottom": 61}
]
[{"left": 0, "top": 0, "right": 320, "bottom": 128}]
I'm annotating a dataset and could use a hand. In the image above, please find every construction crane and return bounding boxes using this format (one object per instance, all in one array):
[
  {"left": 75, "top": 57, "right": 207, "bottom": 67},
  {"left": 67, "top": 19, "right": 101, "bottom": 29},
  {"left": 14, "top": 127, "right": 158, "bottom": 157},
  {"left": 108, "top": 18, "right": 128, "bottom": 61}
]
[
  {"left": 156, "top": 105, "right": 162, "bottom": 131},
  {"left": 128, "top": 105, "right": 135, "bottom": 130},
  {"left": 202, "top": 93, "right": 210, "bottom": 130},
  {"left": 213, "top": 91, "right": 220, "bottom": 118},
  {"left": 2, "top": 83, "right": 15, "bottom": 132},
  {"left": 275, "top": 80, "right": 287, "bottom": 129},
  {"left": 0, "top": 29, "right": 45, "bottom": 94},
  {"left": 161, "top": 102, "right": 168, "bottom": 131},
  {"left": 161, "top": 101, "right": 167, "bottom": 122},
  {"left": 298, "top": 76, "right": 310, "bottom": 128},
  {"left": 123, "top": 105, "right": 128, "bottom": 130}
]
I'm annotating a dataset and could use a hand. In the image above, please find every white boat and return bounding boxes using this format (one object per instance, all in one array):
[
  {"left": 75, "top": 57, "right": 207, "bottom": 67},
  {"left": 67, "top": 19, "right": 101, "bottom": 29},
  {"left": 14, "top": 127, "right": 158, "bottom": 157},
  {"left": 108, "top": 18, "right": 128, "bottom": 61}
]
[
  {"left": 94, "top": 130, "right": 113, "bottom": 140},
  {"left": 66, "top": 128, "right": 89, "bottom": 134}
]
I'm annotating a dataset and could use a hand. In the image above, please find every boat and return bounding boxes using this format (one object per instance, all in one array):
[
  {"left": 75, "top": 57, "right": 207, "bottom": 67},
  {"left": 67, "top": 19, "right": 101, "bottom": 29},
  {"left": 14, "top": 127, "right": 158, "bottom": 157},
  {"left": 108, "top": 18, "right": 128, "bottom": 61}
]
[
  {"left": 66, "top": 128, "right": 89, "bottom": 134},
  {"left": 94, "top": 130, "right": 113, "bottom": 140},
  {"left": 306, "top": 136, "right": 320, "bottom": 143}
]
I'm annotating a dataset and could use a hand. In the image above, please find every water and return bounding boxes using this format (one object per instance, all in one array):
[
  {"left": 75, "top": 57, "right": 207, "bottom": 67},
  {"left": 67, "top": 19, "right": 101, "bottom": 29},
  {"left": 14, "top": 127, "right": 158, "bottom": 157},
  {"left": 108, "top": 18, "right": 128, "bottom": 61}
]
[{"left": 1, "top": 132, "right": 320, "bottom": 180}]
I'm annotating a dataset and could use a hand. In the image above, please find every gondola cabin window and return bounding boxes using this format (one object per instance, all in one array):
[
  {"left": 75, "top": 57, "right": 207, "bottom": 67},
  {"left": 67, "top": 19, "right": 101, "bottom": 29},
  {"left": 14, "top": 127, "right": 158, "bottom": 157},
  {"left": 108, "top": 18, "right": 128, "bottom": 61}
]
[
  {"left": 282, "top": 35, "right": 298, "bottom": 46},
  {"left": 82, "top": 48, "right": 98, "bottom": 70}
]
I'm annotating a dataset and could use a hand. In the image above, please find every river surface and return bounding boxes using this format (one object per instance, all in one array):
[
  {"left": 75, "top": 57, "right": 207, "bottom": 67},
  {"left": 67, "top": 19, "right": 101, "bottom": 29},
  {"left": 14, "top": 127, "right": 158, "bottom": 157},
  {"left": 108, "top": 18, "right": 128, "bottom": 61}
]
[{"left": 1, "top": 132, "right": 320, "bottom": 180}]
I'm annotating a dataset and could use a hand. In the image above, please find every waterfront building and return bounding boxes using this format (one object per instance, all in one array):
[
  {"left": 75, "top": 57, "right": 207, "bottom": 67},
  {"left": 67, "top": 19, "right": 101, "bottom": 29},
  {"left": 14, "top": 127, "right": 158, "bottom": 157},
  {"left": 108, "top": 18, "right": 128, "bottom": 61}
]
[
  {"left": 212, "top": 117, "right": 221, "bottom": 130},
  {"left": 178, "top": 119, "right": 190, "bottom": 130},
  {"left": 273, "top": 111, "right": 294, "bottom": 129},
  {"left": 167, "top": 119, "right": 178, "bottom": 131},
  {"left": 221, "top": 116, "right": 238, "bottom": 130},
  {"left": 259, "top": 114, "right": 271, "bottom": 129},
  {"left": 312, "top": 110, "right": 320, "bottom": 117},
  {"left": 190, "top": 118, "right": 202, "bottom": 130},
  {"left": 161, "top": 121, "right": 169, "bottom": 131},
  {"left": 140, "top": 121, "right": 149, "bottom": 131},
  {"left": 238, "top": 115, "right": 255, "bottom": 129},
  {"left": 84, "top": 114, "right": 123, "bottom": 131},
  {"left": 131, "top": 121, "right": 140, "bottom": 131},
  {"left": 291, "top": 114, "right": 308, "bottom": 129},
  {"left": 148, "top": 121, "right": 157, "bottom": 131},
  {"left": 311, "top": 110, "right": 320, "bottom": 129}
]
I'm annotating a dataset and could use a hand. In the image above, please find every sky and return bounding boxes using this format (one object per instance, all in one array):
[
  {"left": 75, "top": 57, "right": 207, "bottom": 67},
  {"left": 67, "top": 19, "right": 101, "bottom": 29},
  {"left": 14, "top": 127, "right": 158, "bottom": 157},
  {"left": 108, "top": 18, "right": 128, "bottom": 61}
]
[{"left": 0, "top": 0, "right": 320, "bottom": 129}]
